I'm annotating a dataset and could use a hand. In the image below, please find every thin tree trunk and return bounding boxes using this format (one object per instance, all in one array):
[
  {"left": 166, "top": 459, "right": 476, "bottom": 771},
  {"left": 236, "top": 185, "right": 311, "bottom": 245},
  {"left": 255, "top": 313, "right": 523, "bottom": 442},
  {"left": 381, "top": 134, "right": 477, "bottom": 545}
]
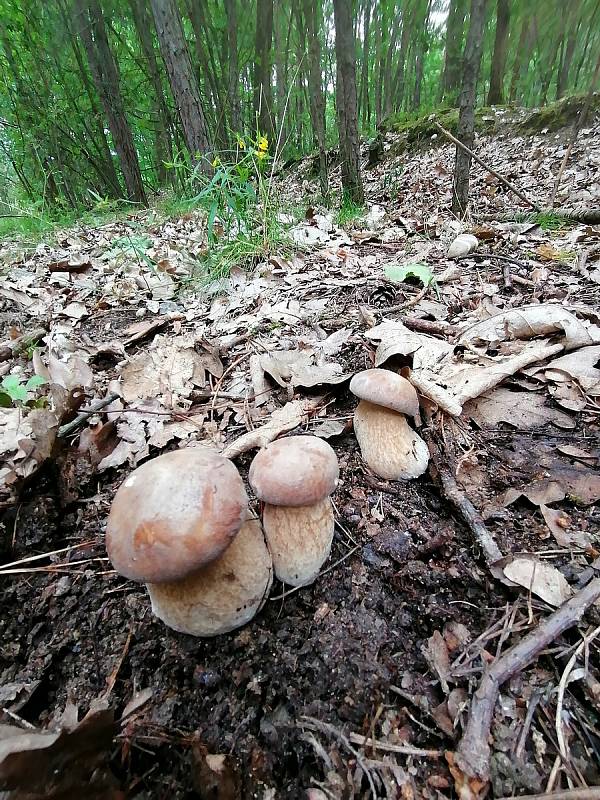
[
  {"left": 412, "top": 0, "right": 432, "bottom": 111},
  {"left": 75, "top": 0, "right": 147, "bottom": 204},
  {"left": 374, "top": 5, "right": 384, "bottom": 126},
  {"left": 359, "top": 0, "right": 371, "bottom": 127},
  {"left": 150, "top": 0, "right": 211, "bottom": 170},
  {"left": 224, "top": 0, "right": 241, "bottom": 132},
  {"left": 393, "top": 4, "right": 412, "bottom": 111},
  {"left": 441, "top": 0, "right": 467, "bottom": 103},
  {"left": 556, "top": 2, "right": 580, "bottom": 99},
  {"left": 128, "top": 0, "right": 173, "bottom": 186},
  {"left": 254, "top": 0, "right": 274, "bottom": 139},
  {"left": 452, "top": 0, "right": 488, "bottom": 216},
  {"left": 303, "top": 0, "right": 328, "bottom": 199},
  {"left": 487, "top": 0, "right": 510, "bottom": 104},
  {"left": 333, "top": 0, "right": 364, "bottom": 203},
  {"left": 540, "top": 33, "right": 562, "bottom": 105},
  {"left": 508, "top": 17, "right": 529, "bottom": 103}
]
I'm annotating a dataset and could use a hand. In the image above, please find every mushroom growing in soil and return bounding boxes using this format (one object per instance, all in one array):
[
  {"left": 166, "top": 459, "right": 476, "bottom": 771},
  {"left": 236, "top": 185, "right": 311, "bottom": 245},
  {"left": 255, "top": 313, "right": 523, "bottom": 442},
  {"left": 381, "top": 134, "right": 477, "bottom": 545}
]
[
  {"left": 350, "top": 369, "right": 429, "bottom": 481},
  {"left": 106, "top": 448, "right": 273, "bottom": 636},
  {"left": 248, "top": 436, "right": 339, "bottom": 587}
]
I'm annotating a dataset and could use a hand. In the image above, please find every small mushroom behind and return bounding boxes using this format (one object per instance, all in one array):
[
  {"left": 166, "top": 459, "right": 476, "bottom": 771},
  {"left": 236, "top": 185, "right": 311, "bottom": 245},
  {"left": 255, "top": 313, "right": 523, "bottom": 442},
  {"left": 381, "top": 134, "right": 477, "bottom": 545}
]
[
  {"left": 350, "top": 369, "right": 429, "bottom": 481},
  {"left": 106, "top": 448, "right": 272, "bottom": 636},
  {"left": 249, "top": 436, "right": 339, "bottom": 587}
]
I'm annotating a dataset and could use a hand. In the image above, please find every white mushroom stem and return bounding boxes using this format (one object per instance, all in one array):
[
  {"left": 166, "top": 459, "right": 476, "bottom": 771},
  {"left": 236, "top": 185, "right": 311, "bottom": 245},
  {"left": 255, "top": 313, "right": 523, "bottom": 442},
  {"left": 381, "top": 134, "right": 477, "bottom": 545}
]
[
  {"left": 353, "top": 400, "right": 429, "bottom": 481},
  {"left": 147, "top": 515, "right": 273, "bottom": 637},
  {"left": 262, "top": 497, "right": 334, "bottom": 587}
]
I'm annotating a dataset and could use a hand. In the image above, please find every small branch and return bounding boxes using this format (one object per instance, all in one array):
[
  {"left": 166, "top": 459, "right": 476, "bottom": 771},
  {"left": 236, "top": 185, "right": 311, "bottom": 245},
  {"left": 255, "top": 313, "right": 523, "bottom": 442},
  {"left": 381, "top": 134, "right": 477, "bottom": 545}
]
[
  {"left": 0, "top": 327, "right": 48, "bottom": 363},
  {"left": 434, "top": 121, "right": 541, "bottom": 212},
  {"left": 58, "top": 392, "right": 120, "bottom": 438},
  {"left": 453, "top": 577, "right": 600, "bottom": 792},
  {"left": 348, "top": 732, "right": 443, "bottom": 759},
  {"left": 400, "top": 316, "right": 458, "bottom": 338},
  {"left": 497, "top": 788, "right": 600, "bottom": 800},
  {"left": 423, "top": 425, "right": 503, "bottom": 566}
]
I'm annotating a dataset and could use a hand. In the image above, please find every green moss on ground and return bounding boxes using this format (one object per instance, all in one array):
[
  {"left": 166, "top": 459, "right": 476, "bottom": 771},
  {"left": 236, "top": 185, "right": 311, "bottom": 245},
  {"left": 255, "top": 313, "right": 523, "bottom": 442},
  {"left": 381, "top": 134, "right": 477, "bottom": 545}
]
[
  {"left": 518, "top": 94, "right": 600, "bottom": 133},
  {"left": 384, "top": 106, "right": 499, "bottom": 145}
]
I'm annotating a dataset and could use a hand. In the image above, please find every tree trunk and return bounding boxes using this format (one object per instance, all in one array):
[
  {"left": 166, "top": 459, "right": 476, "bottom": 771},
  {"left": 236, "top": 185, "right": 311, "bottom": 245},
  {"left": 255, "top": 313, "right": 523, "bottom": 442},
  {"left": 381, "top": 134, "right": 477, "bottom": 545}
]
[
  {"left": 411, "top": 0, "right": 432, "bottom": 111},
  {"left": 374, "top": 8, "right": 384, "bottom": 127},
  {"left": 254, "top": 0, "right": 274, "bottom": 139},
  {"left": 333, "top": 0, "right": 364, "bottom": 203},
  {"left": 540, "top": 33, "right": 562, "bottom": 105},
  {"left": 508, "top": 17, "right": 530, "bottom": 103},
  {"left": 451, "top": 0, "right": 488, "bottom": 216},
  {"left": 359, "top": 0, "right": 371, "bottom": 127},
  {"left": 556, "top": 2, "right": 580, "bottom": 99},
  {"left": 128, "top": 0, "right": 173, "bottom": 186},
  {"left": 303, "top": 0, "right": 328, "bottom": 199},
  {"left": 224, "top": 0, "right": 241, "bottom": 132},
  {"left": 150, "top": 0, "right": 211, "bottom": 169},
  {"left": 393, "top": 4, "right": 412, "bottom": 111},
  {"left": 441, "top": 0, "right": 467, "bottom": 103},
  {"left": 75, "top": 0, "right": 147, "bottom": 204},
  {"left": 487, "top": 0, "right": 510, "bottom": 104}
]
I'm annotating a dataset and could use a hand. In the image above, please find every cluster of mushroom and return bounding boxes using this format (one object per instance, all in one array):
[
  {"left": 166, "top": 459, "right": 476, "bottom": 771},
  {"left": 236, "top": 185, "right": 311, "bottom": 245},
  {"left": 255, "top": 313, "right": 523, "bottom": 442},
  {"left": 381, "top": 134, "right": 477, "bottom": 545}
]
[{"left": 106, "top": 437, "right": 339, "bottom": 637}]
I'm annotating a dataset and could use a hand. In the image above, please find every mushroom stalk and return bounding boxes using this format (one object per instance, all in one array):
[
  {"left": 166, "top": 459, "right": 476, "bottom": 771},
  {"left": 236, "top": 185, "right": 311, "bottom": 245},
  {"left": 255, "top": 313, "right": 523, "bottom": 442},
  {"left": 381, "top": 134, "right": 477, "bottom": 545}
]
[
  {"left": 262, "top": 497, "right": 334, "bottom": 586},
  {"left": 353, "top": 400, "right": 429, "bottom": 480},
  {"left": 147, "top": 514, "right": 273, "bottom": 637}
]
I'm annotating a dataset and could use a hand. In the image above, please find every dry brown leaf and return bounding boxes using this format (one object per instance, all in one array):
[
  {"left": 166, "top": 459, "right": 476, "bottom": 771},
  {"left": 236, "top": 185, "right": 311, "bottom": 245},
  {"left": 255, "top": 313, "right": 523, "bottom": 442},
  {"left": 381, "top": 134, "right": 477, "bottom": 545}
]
[
  {"left": 502, "top": 557, "right": 572, "bottom": 606},
  {"left": 422, "top": 630, "right": 451, "bottom": 694},
  {"left": 463, "top": 388, "right": 576, "bottom": 430}
]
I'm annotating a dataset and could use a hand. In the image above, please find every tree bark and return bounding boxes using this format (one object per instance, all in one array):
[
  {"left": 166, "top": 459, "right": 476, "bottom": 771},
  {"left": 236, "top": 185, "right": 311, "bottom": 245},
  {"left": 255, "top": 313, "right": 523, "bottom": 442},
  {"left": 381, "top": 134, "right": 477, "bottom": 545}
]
[
  {"left": 487, "top": 0, "right": 510, "bottom": 105},
  {"left": 556, "top": 1, "right": 580, "bottom": 99},
  {"left": 508, "top": 17, "right": 530, "bottom": 103},
  {"left": 441, "top": 0, "right": 467, "bottom": 103},
  {"left": 128, "top": 0, "right": 173, "bottom": 186},
  {"left": 75, "top": 0, "right": 147, "bottom": 204},
  {"left": 303, "top": 0, "right": 328, "bottom": 199},
  {"left": 359, "top": 0, "right": 372, "bottom": 127},
  {"left": 254, "top": 0, "right": 274, "bottom": 139},
  {"left": 451, "top": 0, "right": 488, "bottom": 216},
  {"left": 150, "top": 0, "right": 211, "bottom": 169},
  {"left": 333, "top": 0, "right": 364, "bottom": 203},
  {"left": 224, "top": 0, "right": 241, "bottom": 132}
]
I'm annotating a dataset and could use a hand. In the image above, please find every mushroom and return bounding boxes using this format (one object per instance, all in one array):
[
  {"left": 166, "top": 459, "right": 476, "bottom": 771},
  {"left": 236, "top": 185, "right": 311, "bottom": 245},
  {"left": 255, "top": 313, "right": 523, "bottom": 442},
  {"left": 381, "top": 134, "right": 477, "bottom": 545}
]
[
  {"left": 248, "top": 436, "right": 339, "bottom": 587},
  {"left": 349, "top": 369, "right": 429, "bottom": 480},
  {"left": 106, "top": 448, "right": 273, "bottom": 636}
]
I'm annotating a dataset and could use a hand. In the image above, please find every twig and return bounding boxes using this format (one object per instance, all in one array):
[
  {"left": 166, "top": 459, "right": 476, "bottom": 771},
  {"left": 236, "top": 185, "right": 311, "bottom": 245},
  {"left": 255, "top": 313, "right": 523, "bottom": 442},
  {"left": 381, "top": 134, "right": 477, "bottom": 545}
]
[
  {"left": 453, "top": 578, "right": 600, "bottom": 793},
  {"left": 300, "top": 717, "right": 379, "bottom": 799},
  {"left": 423, "top": 425, "right": 503, "bottom": 566},
  {"left": 348, "top": 732, "right": 442, "bottom": 758},
  {"left": 497, "top": 787, "right": 600, "bottom": 800},
  {"left": 58, "top": 392, "right": 120, "bottom": 438},
  {"left": 0, "top": 327, "right": 48, "bottom": 362},
  {"left": 550, "top": 54, "right": 600, "bottom": 207},
  {"left": 434, "top": 122, "right": 540, "bottom": 212},
  {"left": 0, "top": 539, "right": 96, "bottom": 571},
  {"left": 400, "top": 316, "right": 458, "bottom": 338}
]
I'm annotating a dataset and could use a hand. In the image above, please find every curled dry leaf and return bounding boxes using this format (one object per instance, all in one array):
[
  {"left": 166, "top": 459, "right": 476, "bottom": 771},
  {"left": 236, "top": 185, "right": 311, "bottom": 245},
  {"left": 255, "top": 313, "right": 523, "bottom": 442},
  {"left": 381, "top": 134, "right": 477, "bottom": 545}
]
[
  {"left": 447, "top": 234, "right": 478, "bottom": 258},
  {"left": 502, "top": 557, "right": 572, "bottom": 607}
]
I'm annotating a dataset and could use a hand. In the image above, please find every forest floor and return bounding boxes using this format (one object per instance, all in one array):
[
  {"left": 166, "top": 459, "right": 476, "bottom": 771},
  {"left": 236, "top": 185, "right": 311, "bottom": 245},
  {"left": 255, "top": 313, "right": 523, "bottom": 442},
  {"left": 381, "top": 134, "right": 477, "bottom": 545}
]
[{"left": 1, "top": 101, "right": 600, "bottom": 799}]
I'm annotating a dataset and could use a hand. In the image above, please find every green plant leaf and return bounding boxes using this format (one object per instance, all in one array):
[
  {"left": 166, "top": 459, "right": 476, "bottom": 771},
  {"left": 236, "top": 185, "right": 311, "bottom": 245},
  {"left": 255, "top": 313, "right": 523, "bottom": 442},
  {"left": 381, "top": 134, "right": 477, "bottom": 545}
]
[
  {"left": 1, "top": 374, "right": 28, "bottom": 402},
  {"left": 25, "top": 374, "right": 47, "bottom": 391},
  {"left": 385, "top": 262, "right": 435, "bottom": 286}
]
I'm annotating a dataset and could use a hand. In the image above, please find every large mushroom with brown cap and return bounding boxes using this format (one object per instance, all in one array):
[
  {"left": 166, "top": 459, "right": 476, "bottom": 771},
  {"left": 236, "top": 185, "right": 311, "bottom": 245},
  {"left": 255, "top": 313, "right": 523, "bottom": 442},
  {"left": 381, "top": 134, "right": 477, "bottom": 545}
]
[
  {"left": 350, "top": 369, "right": 429, "bottom": 481},
  {"left": 106, "top": 448, "right": 272, "bottom": 636},
  {"left": 248, "top": 436, "right": 339, "bottom": 587}
]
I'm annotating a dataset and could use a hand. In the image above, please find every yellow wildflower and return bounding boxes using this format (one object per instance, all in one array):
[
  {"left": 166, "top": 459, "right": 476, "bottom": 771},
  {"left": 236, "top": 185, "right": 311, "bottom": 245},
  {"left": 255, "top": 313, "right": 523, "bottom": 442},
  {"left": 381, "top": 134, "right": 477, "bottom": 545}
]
[
  {"left": 257, "top": 135, "right": 268, "bottom": 152},
  {"left": 255, "top": 149, "right": 267, "bottom": 161},
  {"left": 237, "top": 137, "right": 246, "bottom": 149},
  {"left": 211, "top": 156, "right": 221, "bottom": 168}
]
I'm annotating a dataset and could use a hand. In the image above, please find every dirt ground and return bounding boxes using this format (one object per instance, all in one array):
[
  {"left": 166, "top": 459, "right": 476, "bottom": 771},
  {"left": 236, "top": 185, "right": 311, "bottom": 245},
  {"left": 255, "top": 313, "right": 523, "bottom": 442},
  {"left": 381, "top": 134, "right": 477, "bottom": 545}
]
[{"left": 1, "top": 102, "right": 600, "bottom": 799}]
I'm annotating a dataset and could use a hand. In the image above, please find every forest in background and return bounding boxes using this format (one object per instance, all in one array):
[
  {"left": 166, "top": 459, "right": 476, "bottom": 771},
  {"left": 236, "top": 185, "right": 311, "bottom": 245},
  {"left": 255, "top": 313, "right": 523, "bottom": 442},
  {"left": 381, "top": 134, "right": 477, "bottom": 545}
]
[{"left": 0, "top": 0, "right": 599, "bottom": 217}]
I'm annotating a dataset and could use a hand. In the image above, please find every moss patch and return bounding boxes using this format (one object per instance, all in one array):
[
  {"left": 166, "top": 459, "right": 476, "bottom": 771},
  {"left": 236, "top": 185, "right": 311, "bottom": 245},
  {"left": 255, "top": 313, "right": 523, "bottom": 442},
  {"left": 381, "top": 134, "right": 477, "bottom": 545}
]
[
  {"left": 519, "top": 94, "right": 600, "bottom": 133},
  {"left": 384, "top": 106, "right": 499, "bottom": 147}
]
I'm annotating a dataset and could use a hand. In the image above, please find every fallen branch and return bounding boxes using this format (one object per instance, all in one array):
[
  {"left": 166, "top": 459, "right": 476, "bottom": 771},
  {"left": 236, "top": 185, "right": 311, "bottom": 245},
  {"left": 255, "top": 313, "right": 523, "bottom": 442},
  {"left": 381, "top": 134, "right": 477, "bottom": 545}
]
[
  {"left": 0, "top": 327, "right": 47, "bottom": 363},
  {"left": 423, "top": 424, "right": 503, "bottom": 566},
  {"left": 478, "top": 207, "right": 600, "bottom": 224},
  {"left": 497, "top": 788, "right": 600, "bottom": 800},
  {"left": 452, "top": 577, "right": 600, "bottom": 799},
  {"left": 434, "top": 122, "right": 540, "bottom": 212},
  {"left": 58, "top": 392, "right": 120, "bottom": 438},
  {"left": 348, "top": 732, "right": 442, "bottom": 758},
  {"left": 400, "top": 316, "right": 458, "bottom": 338}
]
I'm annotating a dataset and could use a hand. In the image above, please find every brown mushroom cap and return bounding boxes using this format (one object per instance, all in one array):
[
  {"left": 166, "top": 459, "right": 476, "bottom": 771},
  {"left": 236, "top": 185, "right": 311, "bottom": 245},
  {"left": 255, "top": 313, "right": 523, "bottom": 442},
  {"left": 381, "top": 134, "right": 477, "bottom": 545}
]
[
  {"left": 248, "top": 436, "right": 339, "bottom": 507},
  {"left": 147, "top": 513, "right": 273, "bottom": 636},
  {"left": 350, "top": 369, "right": 419, "bottom": 417},
  {"left": 106, "top": 449, "right": 248, "bottom": 583}
]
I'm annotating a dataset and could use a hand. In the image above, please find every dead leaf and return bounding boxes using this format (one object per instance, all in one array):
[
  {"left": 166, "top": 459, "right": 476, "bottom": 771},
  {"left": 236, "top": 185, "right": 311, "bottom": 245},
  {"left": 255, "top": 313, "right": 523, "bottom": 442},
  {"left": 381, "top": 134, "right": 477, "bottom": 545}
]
[
  {"left": 422, "top": 631, "right": 451, "bottom": 694},
  {"left": 447, "top": 234, "right": 478, "bottom": 258},
  {"left": 464, "top": 388, "right": 576, "bottom": 430},
  {"left": 191, "top": 744, "right": 241, "bottom": 800},
  {"left": 222, "top": 398, "right": 322, "bottom": 459},
  {"left": 503, "top": 557, "right": 572, "bottom": 606}
]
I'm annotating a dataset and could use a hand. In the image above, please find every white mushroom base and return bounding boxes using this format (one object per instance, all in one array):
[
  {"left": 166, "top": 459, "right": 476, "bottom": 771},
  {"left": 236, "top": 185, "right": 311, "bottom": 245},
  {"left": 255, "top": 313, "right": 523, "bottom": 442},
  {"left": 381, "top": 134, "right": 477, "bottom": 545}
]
[
  {"left": 147, "top": 516, "right": 273, "bottom": 636},
  {"left": 262, "top": 497, "right": 334, "bottom": 587},
  {"left": 353, "top": 400, "right": 429, "bottom": 480}
]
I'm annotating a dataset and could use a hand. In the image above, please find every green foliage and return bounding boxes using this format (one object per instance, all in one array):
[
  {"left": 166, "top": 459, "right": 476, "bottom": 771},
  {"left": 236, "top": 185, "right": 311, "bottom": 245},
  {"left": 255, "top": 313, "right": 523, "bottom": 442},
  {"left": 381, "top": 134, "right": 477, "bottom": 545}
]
[
  {"left": 0, "top": 373, "right": 47, "bottom": 407},
  {"left": 385, "top": 262, "right": 436, "bottom": 287},
  {"left": 336, "top": 195, "right": 365, "bottom": 226},
  {"left": 533, "top": 212, "right": 570, "bottom": 231}
]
